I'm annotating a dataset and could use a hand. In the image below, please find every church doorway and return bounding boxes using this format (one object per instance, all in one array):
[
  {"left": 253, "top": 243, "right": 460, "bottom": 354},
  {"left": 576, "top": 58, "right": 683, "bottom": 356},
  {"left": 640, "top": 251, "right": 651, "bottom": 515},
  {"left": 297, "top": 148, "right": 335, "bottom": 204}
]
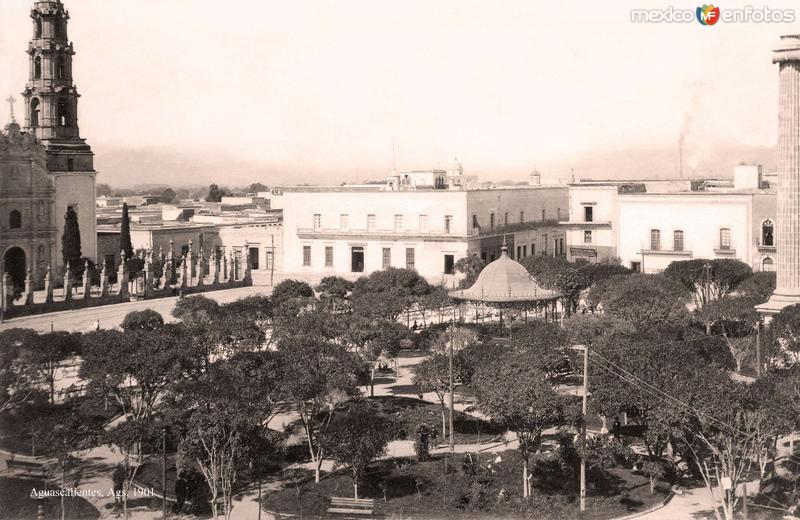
[{"left": 3, "top": 247, "right": 26, "bottom": 294}]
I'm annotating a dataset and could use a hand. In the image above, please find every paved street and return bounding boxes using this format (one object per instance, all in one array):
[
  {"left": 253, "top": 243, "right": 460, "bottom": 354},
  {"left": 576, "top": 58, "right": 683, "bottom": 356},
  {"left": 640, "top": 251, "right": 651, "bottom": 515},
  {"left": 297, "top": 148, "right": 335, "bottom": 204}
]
[{"left": 0, "top": 285, "right": 272, "bottom": 334}]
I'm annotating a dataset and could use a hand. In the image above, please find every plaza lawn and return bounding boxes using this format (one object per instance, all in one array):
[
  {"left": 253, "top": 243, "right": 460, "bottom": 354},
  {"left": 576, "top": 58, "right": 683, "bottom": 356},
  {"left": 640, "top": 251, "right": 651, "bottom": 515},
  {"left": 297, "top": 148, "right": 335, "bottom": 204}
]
[
  {"left": 0, "top": 476, "right": 100, "bottom": 520},
  {"left": 369, "top": 396, "right": 505, "bottom": 445},
  {"left": 262, "top": 450, "right": 668, "bottom": 520}
]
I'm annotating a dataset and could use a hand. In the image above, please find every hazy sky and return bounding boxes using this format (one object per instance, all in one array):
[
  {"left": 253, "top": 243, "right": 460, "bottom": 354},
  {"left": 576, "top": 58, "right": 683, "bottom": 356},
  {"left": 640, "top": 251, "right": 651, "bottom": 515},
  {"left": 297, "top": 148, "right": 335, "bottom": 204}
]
[{"left": 0, "top": 0, "right": 798, "bottom": 186}]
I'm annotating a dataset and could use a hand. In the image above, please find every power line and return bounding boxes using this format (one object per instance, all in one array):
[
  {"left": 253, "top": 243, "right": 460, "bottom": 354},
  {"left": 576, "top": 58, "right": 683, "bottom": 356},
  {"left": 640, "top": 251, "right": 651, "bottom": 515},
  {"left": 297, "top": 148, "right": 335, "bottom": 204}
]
[{"left": 589, "top": 351, "right": 755, "bottom": 440}]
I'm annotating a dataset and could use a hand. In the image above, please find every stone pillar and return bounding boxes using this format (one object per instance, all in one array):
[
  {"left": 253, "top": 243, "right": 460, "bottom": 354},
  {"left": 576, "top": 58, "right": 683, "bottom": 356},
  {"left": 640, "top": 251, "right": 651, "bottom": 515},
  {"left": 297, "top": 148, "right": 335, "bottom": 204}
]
[
  {"left": 160, "top": 258, "right": 169, "bottom": 289},
  {"left": 168, "top": 239, "right": 176, "bottom": 284},
  {"left": 118, "top": 251, "right": 130, "bottom": 299},
  {"left": 187, "top": 240, "right": 195, "bottom": 280},
  {"left": 222, "top": 252, "right": 228, "bottom": 281},
  {"left": 100, "top": 259, "right": 109, "bottom": 296},
  {"left": 196, "top": 249, "right": 205, "bottom": 287},
  {"left": 1, "top": 273, "right": 9, "bottom": 311},
  {"left": 209, "top": 249, "right": 219, "bottom": 285},
  {"left": 44, "top": 265, "right": 53, "bottom": 303},
  {"left": 23, "top": 268, "right": 34, "bottom": 305},
  {"left": 143, "top": 257, "right": 154, "bottom": 297},
  {"left": 180, "top": 256, "right": 188, "bottom": 289},
  {"left": 228, "top": 248, "right": 237, "bottom": 283},
  {"left": 63, "top": 268, "right": 72, "bottom": 301},
  {"left": 759, "top": 35, "right": 800, "bottom": 319},
  {"left": 242, "top": 245, "right": 252, "bottom": 284},
  {"left": 81, "top": 260, "right": 91, "bottom": 299}
]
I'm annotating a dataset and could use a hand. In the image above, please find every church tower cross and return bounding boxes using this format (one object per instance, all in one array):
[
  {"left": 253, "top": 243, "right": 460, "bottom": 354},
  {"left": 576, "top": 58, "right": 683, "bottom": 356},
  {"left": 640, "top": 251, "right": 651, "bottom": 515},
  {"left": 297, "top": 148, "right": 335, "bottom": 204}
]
[{"left": 5, "top": 96, "right": 16, "bottom": 122}]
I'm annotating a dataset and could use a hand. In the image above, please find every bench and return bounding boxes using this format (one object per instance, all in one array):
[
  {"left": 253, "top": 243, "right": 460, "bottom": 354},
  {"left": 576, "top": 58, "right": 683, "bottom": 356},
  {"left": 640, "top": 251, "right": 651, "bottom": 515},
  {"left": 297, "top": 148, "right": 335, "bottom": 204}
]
[
  {"left": 328, "top": 496, "right": 374, "bottom": 516},
  {"left": 7, "top": 459, "right": 44, "bottom": 474}
]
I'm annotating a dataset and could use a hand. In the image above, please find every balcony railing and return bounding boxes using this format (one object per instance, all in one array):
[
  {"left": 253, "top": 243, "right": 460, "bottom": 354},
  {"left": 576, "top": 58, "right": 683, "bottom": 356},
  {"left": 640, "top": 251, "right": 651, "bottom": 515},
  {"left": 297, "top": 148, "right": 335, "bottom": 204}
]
[
  {"left": 713, "top": 243, "right": 736, "bottom": 255},
  {"left": 298, "top": 226, "right": 469, "bottom": 239}
]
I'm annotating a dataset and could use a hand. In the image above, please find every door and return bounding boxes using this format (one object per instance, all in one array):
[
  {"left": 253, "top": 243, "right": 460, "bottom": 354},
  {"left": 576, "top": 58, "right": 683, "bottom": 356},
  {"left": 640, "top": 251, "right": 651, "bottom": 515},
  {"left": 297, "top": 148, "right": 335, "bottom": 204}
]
[
  {"left": 3, "top": 247, "right": 26, "bottom": 294},
  {"left": 249, "top": 247, "right": 259, "bottom": 270},
  {"left": 444, "top": 254, "right": 454, "bottom": 275},
  {"left": 351, "top": 246, "right": 365, "bottom": 273}
]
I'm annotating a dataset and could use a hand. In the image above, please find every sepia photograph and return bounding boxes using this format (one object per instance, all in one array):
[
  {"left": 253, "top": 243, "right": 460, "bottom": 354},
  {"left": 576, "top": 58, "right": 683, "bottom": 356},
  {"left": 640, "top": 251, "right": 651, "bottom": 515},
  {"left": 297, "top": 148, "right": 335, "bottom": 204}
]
[{"left": 1, "top": 0, "right": 800, "bottom": 518}]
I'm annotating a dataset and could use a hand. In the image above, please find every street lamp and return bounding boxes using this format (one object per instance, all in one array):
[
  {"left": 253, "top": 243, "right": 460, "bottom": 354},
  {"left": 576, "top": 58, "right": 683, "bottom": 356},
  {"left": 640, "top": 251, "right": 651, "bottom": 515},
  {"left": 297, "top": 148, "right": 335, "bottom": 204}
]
[{"left": 570, "top": 344, "right": 589, "bottom": 513}]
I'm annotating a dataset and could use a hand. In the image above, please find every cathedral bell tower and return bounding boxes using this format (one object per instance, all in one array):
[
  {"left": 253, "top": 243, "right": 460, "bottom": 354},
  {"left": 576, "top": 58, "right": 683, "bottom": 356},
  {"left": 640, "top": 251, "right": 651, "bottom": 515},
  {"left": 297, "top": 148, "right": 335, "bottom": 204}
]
[{"left": 22, "top": 0, "right": 94, "bottom": 173}]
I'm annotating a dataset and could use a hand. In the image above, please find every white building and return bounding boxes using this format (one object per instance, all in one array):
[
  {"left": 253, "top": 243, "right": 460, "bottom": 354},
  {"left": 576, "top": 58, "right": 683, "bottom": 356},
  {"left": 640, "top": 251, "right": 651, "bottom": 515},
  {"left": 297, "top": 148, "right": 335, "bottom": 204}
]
[{"left": 281, "top": 183, "right": 568, "bottom": 282}]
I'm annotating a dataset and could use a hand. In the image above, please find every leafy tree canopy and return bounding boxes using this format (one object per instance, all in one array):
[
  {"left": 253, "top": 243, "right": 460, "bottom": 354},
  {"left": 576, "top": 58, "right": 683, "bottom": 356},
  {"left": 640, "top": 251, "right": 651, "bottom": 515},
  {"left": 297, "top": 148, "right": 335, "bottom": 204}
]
[
  {"left": 351, "top": 267, "right": 431, "bottom": 321},
  {"left": 121, "top": 309, "right": 165, "bottom": 331}
]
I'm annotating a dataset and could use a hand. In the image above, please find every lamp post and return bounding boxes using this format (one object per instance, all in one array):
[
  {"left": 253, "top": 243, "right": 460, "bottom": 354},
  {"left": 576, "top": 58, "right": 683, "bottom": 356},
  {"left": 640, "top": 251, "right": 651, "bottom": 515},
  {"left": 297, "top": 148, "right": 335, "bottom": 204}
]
[{"left": 570, "top": 344, "right": 588, "bottom": 513}]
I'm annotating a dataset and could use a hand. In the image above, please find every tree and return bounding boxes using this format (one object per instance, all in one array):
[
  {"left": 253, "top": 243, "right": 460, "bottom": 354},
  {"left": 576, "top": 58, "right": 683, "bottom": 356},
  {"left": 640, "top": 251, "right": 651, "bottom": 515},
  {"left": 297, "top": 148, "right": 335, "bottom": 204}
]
[
  {"left": 520, "top": 255, "right": 590, "bottom": 315},
  {"left": 420, "top": 285, "right": 453, "bottom": 325},
  {"left": 316, "top": 276, "right": 354, "bottom": 313},
  {"left": 61, "top": 206, "right": 82, "bottom": 273},
  {"left": 275, "top": 311, "right": 361, "bottom": 483},
  {"left": 206, "top": 184, "right": 227, "bottom": 202},
  {"left": 248, "top": 182, "right": 268, "bottom": 193},
  {"left": 318, "top": 400, "right": 396, "bottom": 499},
  {"left": 347, "top": 317, "right": 408, "bottom": 396},
  {"left": 80, "top": 326, "right": 202, "bottom": 422},
  {"left": 172, "top": 295, "right": 220, "bottom": 327},
  {"left": 510, "top": 321, "right": 573, "bottom": 382},
  {"left": 764, "top": 304, "right": 800, "bottom": 368},
  {"left": 664, "top": 259, "right": 752, "bottom": 333},
  {"left": 736, "top": 271, "right": 775, "bottom": 303},
  {"left": 596, "top": 273, "right": 690, "bottom": 331},
  {"left": 699, "top": 295, "right": 760, "bottom": 372},
  {"left": 474, "top": 351, "right": 579, "bottom": 498},
  {"left": 272, "top": 279, "right": 314, "bottom": 317},
  {"left": 351, "top": 267, "right": 431, "bottom": 321},
  {"left": 96, "top": 183, "right": 112, "bottom": 197},
  {"left": 120, "top": 202, "right": 134, "bottom": 261},
  {"left": 121, "top": 309, "right": 164, "bottom": 331},
  {"left": 0, "top": 328, "right": 40, "bottom": 412},
  {"left": 160, "top": 187, "right": 177, "bottom": 203},
  {"left": 168, "top": 353, "right": 280, "bottom": 520},
  {"left": 412, "top": 352, "right": 452, "bottom": 437},
  {"left": 453, "top": 256, "right": 485, "bottom": 289},
  {"left": 20, "top": 331, "right": 80, "bottom": 404}
]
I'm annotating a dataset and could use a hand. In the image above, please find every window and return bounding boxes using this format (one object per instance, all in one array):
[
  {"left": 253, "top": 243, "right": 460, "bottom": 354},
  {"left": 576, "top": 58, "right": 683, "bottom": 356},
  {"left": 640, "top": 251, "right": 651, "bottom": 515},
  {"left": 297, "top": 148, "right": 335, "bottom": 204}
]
[
  {"left": 531, "top": 243, "right": 536, "bottom": 256},
  {"left": 57, "top": 98, "right": 68, "bottom": 127},
  {"left": 584, "top": 230, "right": 592, "bottom": 244},
  {"left": 302, "top": 245, "right": 311, "bottom": 266},
  {"left": 673, "top": 230, "right": 684, "bottom": 252},
  {"left": 762, "top": 220, "right": 774, "bottom": 247},
  {"left": 490, "top": 213, "right": 495, "bottom": 230},
  {"left": 339, "top": 214, "right": 349, "bottom": 231},
  {"left": 504, "top": 212, "right": 508, "bottom": 227},
  {"left": 35, "top": 19, "right": 42, "bottom": 38},
  {"left": 67, "top": 158, "right": 74, "bottom": 172},
  {"left": 557, "top": 208, "right": 561, "bottom": 221},
  {"left": 34, "top": 56, "right": 42, "bottom": 79},
  {"left": 249, "top": 247, "right": 259, "bottom": 270},
  {"left": 382, "top": 247, "right": 391, "bottom": 268},
  {"left": 650, "top": 229, "right": 661, "bottom": 251},
  {"left": 472, "top": 214, "right": 479, "bottom": 228},
  {"left": 367, "top": 214, "right": 376, "bottom": 232},
  {"left": 9, "top": 210, "right": 21, "bottom": 229},
  {"left": 762, "top": 257, "right": 775, "bottom": 272},
  {"left": 542, "top": 209, "right": 546, "bottom": 221},
  {"left": 444, "top": 254, "right": 454, "bottom": 274},
  {"left": 631, "top": 261, "right": 641, "bottom": 273},
  {"left": 57, "top": 56, "right": 66, "bottom": 79},
  {"left": 419, "top": 214, "right": 428, "bottom": 233},
  {"left": 523, "top": 245, "right": 527, "bottom": 257},
  {"left": 444, "top": 215, "right": 452, "bottom": 234},
  {"left": 719, "top": 228, "right": 731, "bottom": 250},
  {"left": 520, "top": 210, "right": 525, "bottom": 223},
  {"left": 406, "top": 248, "right": 415, "bottom": 269},
  {"left": 394, "top": 214, "right": 403, "bottom": 232},
  {"left": 324, "top": 246, "right": 333, "bottom": 267},
  {"left": 516, "top": 246, "right": 521, "bottom": 258},
  {"left": 313, "top": 213, "right": 321, "bottom": 231},
  {"left": 30, "top": 98, "right": 39, "bottom": 127},
  {"left": 542, "top": 234, "right": 548, "bottom": 254},
  {"left": 265, "top": 250, "right": 274, "bottom": 270},
  {"left": 559, "top": 238, "right": 564, "bottom": 256},
  {"left": 584, "top": 206, "right": 593, "bottom": 222},
  {"left": 55, "top": 20, "right": 64, "bottom": 38}
]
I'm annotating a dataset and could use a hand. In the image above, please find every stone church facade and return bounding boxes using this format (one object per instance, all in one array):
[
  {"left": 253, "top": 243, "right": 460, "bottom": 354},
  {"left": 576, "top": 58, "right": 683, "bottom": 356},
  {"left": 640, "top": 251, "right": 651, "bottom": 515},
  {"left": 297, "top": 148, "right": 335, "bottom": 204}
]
[{"left": 1, "top": 0, "right": 97, "bottom": 292}]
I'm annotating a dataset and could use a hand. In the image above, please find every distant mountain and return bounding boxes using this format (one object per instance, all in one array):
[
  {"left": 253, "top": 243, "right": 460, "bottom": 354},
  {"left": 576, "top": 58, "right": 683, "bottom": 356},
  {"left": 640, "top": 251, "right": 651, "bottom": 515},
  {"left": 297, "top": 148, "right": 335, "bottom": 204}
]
[{"left": 92, "top": 142, "right": 777, "bottom": 188}]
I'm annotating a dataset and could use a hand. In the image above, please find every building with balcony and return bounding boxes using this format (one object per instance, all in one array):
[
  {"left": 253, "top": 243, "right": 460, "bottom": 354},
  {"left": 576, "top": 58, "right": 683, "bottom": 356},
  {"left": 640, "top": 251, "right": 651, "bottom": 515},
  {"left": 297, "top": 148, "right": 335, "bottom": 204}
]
[{"left": 281, "top": 182, "right": 567, "bottom": 281}]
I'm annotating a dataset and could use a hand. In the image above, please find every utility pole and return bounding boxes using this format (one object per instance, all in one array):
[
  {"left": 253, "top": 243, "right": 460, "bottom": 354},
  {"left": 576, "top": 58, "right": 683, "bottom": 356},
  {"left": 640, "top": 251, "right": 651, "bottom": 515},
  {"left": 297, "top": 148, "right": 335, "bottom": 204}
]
[
  {"left": 571, "top": 344, "right": 589, "bottom": 513},
  {"left": 755, "top": 319, "right": 762, "bottom": 378},
  {"left": 162, "top": 428, "right": 167, "bottom": 520},
  {"left": 448, "top": 320, "right": 455, "bottom": 452}
]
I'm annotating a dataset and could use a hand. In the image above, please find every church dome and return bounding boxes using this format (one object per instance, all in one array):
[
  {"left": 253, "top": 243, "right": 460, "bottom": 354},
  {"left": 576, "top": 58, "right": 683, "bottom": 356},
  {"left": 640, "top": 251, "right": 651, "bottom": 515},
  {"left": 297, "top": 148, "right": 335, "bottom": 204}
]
[{"left": 449, "top": 245, "right": 561, "bottom": 303}]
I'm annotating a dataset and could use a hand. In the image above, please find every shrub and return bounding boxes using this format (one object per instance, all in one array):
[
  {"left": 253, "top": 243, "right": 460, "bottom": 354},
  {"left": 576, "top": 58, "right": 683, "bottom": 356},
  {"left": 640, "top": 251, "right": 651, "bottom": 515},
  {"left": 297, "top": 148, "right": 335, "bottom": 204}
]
[{"left": 414, "top": 423, "right": 438, "bottom": 462}]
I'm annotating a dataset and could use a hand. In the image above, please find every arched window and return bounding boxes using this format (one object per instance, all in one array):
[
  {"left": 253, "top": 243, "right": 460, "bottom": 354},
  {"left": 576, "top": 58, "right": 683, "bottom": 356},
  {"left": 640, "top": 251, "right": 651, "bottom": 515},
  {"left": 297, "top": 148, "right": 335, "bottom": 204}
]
[
  {"left": 35, "top": 19, "right": 42, "bottom": 38},
  {"left": 762, "top": 257, "right": 775, "bottom": 272},
  {"left": 30, "top": 98, "right": 40, "bottom": 127},
  {"left": 34, "top": 56, "right": 41, "bottom": 79},
  {"left": 57, "top": 98, "right": 68, "bottom": 127},
  {"left": 57, "top": 56, "right": 66, "bottom": 79},
  {"left": 9, "top": 210, "right": 21, "bottom": 229},
  {"left": 762, "top": 219, "right": 774, "bottom": 247}
]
